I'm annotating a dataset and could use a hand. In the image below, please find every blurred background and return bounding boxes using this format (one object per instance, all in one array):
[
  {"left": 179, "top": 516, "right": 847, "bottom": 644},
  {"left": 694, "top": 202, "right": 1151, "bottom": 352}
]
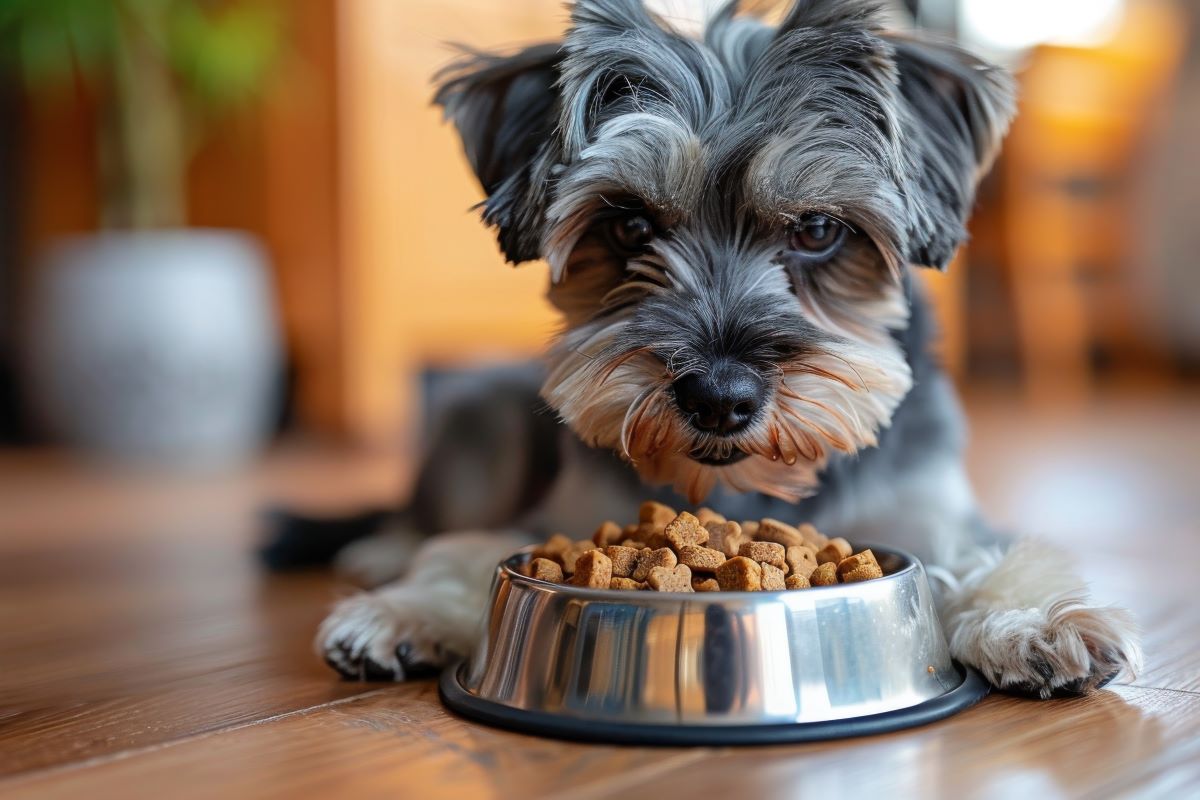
[{"left": 0, "top": 0, "right": 1196, "bottom": 479}]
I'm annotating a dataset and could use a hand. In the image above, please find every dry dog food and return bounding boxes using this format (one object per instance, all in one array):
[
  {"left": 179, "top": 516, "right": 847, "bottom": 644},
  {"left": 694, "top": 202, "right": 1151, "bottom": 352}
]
[{"left": 521, "top": 501, "right": 886, "bottom": 593}]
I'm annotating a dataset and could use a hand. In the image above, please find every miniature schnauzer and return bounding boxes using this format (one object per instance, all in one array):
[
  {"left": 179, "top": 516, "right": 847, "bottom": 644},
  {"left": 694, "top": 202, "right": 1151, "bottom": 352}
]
[{"left": 314, "top": 0, "right": 1141, "bottom": 697}]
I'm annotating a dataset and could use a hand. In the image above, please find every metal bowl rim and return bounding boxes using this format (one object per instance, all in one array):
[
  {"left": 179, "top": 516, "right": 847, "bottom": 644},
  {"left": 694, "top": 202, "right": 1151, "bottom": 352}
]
[{"left": 504, "top": 543, "right": 918, "bottom": 604}]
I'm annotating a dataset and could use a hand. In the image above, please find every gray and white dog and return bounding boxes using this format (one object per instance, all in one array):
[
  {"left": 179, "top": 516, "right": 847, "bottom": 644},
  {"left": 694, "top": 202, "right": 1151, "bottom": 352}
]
[{"left": 317, "top": 0, "right": 1141, "bottom": 697}]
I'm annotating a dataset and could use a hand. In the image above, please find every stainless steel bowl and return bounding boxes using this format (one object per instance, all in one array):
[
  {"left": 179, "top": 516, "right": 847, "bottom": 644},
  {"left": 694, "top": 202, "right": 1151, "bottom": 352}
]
[{"left": 440, "top": 545, "right": 988, "bottom": 744}]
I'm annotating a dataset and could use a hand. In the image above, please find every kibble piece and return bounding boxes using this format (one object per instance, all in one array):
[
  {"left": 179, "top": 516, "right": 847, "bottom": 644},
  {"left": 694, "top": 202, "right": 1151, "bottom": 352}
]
[
  {"left": 647, "top": 563, "right": 694, "bottom": 592},
  {"left": 797, "top": 523, "right": 828, "bottom": 548},
  {"left": 810, "top": 562, "right": 838, "bottom": 586},
  {"left": 663, "top": 512, "right": 709, "bottom": 550},
  {"left": 716, "top": 556, "right": 763, "bottom": 591},
  {"left": 604, "top": 545, "right": 641, "bottom": 578},
  {"left": 561, "top": 541, "right": 598, "bottom": 575},
  {"left": 835, "top": 549, "right": 880, "bottom": 577},
  {"left": 631, "top": 547, "right": 678, "bottom": 582},
  {"left": 737, "top": 540, "right": 787, "bottom": 570},
  {"left": 529, "top": 557, "right": 564, "bottom": 583},
  {"left": 621, "top": 540, "right": 648, "bottom": 551},
  {"left": 705, "top": 521, "right": 745, "bottom": 558},
  {"left": 639, "top": 501, "right": 678, "bottom": 528},
  {"left": 785, "top": 573, "right": 811, "bottom": 590},
  {"left": 609, "top": 577, "right": 644, "bottom": 590},
  {"left": 642, "top": 523, "right": 670, "bottom": 550},
  {"left": 760, "top": 561, "right": 787, "bottom": 591},
  {"left": 841, "top": 562, "right": 884, "bottom": 583},
  {"left": 678, "top": 544, "right": 726, "bottom": 574},
  {"left": 696, "top": 507, "right": 726, "bottom": 526},
  {"left": 692, "top": 576, "right": 721, "bottom": 592},
  {"left": 620, "top": 523, "right": 642, "bottom": 543},
  {"left": 816, "top": 537, "right": 853, "bottom": 565},
  {"left": 785, "top": 545, "right": 818, "bottom": 576},
  {"left": 592, "top": 520, "right": 623, "bottom": 547},
  {"left": 568, "top": 549, "right": 612, "bottom": 588},
  {"left": 755, "top": 518, "right": 806, "bottom": 549},
  {"left": 838, "top": 549, "right": 884, "bottom": 583},
  {"left": 532, "top": 533, "right": 572, "bottom": 564},
  {"left": 740, "top": 520, "right": 760, "bottom": 540}
]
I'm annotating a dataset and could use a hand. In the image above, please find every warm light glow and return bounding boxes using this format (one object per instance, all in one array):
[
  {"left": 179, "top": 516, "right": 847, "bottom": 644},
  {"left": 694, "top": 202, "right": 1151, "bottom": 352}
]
[{"left": 960, "top": 0, "right": 1126, "bottom": 53}]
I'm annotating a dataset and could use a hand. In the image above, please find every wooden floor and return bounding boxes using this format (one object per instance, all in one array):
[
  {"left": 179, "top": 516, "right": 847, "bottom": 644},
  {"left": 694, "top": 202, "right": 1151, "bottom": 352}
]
[{"left": 1, "top": 390, "right": 1198, "bottom": 799}]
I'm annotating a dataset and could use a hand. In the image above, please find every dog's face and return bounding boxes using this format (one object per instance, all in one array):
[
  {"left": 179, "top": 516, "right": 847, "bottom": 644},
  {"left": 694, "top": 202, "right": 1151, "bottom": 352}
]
[{"left": 436, "top": 0, "right": 1014, "bottom": 501}]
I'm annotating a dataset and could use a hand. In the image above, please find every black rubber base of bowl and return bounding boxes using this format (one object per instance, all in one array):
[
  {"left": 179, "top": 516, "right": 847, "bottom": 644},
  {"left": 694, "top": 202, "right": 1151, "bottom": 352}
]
[{"left": 439, "top": 660, "right": 989, "bottom": 746}]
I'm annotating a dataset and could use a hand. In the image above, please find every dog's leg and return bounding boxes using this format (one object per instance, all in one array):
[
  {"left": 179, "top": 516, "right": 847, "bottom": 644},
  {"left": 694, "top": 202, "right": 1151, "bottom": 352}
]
[
  {"left": 843, "top": 454, "right": 1142, "bottom": 698},
  {"left": 332, "top": 521, "right": 428, "bottom": 588},
  {"left": 319, "top": 530, "right": 534, "bottom": 680},
  {"left": 937, "top": 539, "right": 1142, "bottom": 698}
]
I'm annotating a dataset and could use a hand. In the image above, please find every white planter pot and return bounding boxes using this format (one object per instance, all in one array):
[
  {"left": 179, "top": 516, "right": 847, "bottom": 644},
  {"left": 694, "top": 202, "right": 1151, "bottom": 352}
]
[{"left": 25, "top": 229, "right": 282, "bottom": 468}]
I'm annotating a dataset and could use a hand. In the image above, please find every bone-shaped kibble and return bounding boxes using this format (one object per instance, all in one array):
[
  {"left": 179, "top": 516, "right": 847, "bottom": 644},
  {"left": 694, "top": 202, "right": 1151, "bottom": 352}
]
[
  {"left": 738, "top": 540, "right": 786, "bottom": 570},
  {"left": 631, "top": 547, "right": 678, "bottom": 582},
  {"left": 816, "top": 537, "right": 853, "bottom": 565},
  {"left": 786, "top": 545, "right": 818, "bottom": 577},
  {"left": 838, "top": 549, "right": 884, "bottom": 583},
  {"left": 646, "top": 563, "right": 693, "bottom": 592},
  {"left": 755, "top": 518, "right": 806, "bottom": 549},
  {"left": 705, "top": 520, "right": 745, "bottom": 558},
  {"left": 678, "top": 544, "right": 725, "bottom": 574},
  {"left": 663, "top": 512, "right": 709, "bottom": 550}
]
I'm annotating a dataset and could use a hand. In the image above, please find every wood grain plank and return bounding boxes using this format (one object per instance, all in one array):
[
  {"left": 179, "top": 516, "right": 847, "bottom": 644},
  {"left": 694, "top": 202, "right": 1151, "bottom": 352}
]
[
  {"left": 0, "top": 684, "right": 708, "bottom": 800},
  {"left": 0, "top": 444, "right": 403, "bottom": 777},
  {"left": 5, "top": 685, "right": 1197, "bottom": 799},
  {"left": 556, "top": 687, "right": 1200, "bottom": 800}
]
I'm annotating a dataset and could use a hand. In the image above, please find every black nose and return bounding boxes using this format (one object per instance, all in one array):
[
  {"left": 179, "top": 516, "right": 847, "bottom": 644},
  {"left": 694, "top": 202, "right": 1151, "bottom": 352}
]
[{"left": 672, "top": 362, "right": 765, "bottom": 435}]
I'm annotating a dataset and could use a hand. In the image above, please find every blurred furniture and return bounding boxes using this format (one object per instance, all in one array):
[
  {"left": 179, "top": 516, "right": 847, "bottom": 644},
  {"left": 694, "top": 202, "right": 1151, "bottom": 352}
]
[{"left": 1003, "top": 0, "right": 1187, "bottom": 402}]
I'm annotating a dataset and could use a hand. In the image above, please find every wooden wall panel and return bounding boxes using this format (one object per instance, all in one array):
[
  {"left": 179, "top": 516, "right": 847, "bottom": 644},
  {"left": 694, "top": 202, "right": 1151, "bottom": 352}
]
[{"left": 336, "top": 0, "right": 564, "bottom": 444}]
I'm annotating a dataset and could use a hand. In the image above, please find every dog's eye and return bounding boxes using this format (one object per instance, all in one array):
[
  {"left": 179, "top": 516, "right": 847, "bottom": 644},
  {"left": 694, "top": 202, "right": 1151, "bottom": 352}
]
[
  {"left": 788, "top": 213, "right": 846, "bottom": 260},
  {"left": 609, "top": 214, "right": 655, "bottom": 254}
]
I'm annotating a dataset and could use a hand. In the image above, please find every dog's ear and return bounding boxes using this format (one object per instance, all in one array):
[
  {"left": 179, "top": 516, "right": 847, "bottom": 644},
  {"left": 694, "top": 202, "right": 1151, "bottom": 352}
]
[
  {"left": 888, "top": 35, "right": 1016, "bottom": 270},
  {"left": 434, "top": 43, "right": 563, "bottom": 264}
]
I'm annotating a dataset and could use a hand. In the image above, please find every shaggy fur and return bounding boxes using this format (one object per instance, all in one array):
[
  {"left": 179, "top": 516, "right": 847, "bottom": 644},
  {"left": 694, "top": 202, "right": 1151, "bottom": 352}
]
[{"left": 314, "top": 0, "right": 1141, "bottom": 698}]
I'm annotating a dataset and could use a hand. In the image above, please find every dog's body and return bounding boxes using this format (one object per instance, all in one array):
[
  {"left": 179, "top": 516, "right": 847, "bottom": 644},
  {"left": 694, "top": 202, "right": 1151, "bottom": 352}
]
[{"left": 316, "top": 0, "right": 1141, "bottom": 697}]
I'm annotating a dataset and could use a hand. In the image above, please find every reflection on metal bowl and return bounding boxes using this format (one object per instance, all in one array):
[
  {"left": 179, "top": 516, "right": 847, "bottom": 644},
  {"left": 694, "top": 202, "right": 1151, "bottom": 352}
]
[{"left": 440, "top": 546, "right": 988, "bottom": 744}]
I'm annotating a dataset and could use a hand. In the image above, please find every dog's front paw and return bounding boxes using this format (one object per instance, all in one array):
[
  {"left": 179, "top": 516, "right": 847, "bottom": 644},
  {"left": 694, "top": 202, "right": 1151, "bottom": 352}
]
[
  {"left": 316, "top": 592, "right": 447, "bottom": 681},
  {"left": 948, "top": 596, "right": 1142, "bottom": 698}
]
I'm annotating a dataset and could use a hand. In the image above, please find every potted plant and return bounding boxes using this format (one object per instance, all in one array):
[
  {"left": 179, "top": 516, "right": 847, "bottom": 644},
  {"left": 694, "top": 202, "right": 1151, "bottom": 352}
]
[{"left": 1, "top": 0, "right": 285, "bottom": 467}]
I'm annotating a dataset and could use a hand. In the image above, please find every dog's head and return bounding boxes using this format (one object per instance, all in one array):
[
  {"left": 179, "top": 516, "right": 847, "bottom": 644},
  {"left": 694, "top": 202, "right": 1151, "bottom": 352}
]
[{"left": 435, "top": 0, "right": 1014, "bottom": 502}]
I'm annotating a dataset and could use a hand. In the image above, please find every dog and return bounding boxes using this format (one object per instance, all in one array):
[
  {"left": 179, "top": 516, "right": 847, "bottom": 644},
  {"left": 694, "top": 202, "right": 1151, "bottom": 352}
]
[{"left": 313, "top": 0, "right": 1141, "bottom": 698}]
